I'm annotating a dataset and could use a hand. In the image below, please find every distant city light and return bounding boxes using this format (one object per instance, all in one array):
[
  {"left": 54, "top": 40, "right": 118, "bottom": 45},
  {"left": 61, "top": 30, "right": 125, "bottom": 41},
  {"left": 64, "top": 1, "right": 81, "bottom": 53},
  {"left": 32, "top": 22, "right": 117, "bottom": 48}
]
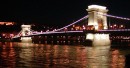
[{"left": 0, "top": 22, "right": 15, "bottom": 25}]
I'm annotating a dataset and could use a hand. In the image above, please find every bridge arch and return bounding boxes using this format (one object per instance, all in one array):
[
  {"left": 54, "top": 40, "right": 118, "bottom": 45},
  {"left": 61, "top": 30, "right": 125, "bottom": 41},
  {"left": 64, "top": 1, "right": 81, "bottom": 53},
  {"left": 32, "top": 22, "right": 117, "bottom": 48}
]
[{"left": 98, "top": 19, "right": 104, "bottom": 30}]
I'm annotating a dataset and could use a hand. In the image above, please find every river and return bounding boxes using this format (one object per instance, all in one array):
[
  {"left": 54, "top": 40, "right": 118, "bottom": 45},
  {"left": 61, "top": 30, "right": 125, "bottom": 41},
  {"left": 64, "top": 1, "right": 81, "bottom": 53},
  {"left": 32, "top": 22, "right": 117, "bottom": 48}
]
[{"left": 0, "top": 42, "right": 129, "bottom": 68}]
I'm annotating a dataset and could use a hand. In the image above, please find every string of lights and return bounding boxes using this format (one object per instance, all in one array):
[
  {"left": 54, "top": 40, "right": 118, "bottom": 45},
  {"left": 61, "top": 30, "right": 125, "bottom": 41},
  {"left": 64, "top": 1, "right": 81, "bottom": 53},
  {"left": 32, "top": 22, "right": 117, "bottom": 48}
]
[
  {"left": 105, "top": 14, "right": 130, "bottom": 20},
  {"left": 98, "top": 12, "right": 130, "bottom": 20}
]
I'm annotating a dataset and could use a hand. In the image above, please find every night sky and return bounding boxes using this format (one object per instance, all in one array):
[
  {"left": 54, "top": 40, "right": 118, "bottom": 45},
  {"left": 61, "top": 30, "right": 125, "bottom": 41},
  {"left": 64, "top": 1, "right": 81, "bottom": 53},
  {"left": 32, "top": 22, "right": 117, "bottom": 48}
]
[{"left": 0, "top": 0, "right": 130, "bottom": 26}]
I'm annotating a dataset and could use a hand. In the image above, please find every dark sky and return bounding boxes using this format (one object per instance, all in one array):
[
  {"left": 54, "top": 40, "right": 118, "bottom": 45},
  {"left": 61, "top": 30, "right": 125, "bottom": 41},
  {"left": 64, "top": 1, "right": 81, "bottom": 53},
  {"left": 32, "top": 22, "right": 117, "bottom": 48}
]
[{"left": 0, "top": 0, "right": 130, "bottom": 26}]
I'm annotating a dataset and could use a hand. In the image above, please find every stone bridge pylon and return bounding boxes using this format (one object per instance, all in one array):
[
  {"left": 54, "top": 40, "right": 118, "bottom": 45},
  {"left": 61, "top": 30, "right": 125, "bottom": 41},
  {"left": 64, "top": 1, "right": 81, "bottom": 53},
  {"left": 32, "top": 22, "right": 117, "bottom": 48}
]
[
  {"left": 87, "top": 5, "right": 108, "bottom": 30},
  {"left": 85, "top": 5, "right": 110, "bottom": 46},
  {"left": 20, "top": 25, "right": 32, "bottom": 42}
]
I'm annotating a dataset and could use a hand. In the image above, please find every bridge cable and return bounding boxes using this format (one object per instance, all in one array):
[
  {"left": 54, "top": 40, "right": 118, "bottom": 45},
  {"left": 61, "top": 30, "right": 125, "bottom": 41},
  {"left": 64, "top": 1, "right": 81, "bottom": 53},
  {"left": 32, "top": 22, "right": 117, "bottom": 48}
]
[
  {"left": 54, "top": 15, "right": 89, "bottom": 32},
  {"left": 98, "top": 12, "right": 130, "bottom": 21}
]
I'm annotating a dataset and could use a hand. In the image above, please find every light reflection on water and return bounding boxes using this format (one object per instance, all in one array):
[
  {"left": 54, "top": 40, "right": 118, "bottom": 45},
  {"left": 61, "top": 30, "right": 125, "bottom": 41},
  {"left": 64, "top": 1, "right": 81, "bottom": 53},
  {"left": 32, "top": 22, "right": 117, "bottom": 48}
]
[{"left": 0, "top": 42, "right": 126, "bottom": 68}]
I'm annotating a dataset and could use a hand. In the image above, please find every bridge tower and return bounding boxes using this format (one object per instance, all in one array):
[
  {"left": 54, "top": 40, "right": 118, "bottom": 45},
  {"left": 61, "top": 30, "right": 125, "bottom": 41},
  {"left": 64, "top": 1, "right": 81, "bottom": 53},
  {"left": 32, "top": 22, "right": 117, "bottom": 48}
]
[
  {"left": 85, "top": 5, "right": 110, "bottom": 46},
  {"left": 87, "top": 5, "right": 108, "bottom": 30},
  {"left": 20, "top": 25, "right": 32, "bottom": 42},
  {"left": 21, "top": 25, "right": 32, "bottom": 36}
]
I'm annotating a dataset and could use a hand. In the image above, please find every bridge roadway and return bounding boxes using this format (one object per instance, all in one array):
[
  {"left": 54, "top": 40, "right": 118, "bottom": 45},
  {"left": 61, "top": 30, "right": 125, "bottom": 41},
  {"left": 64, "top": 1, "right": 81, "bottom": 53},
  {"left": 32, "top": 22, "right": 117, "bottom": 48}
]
[
  {"left": 13, "top": 29, "right": 130, "bottom": 45},
  {"left": 32, "top": 31, "right": 86, "bottom": 45},
  {"left": 13, "top": 29, "right": 130, "bottom": 38},
  {"left": 84, "top": 29, "right": 130, "bottom": 33},
  {"left": 13, "top": 31, "right": 86, "bottom": 45}
]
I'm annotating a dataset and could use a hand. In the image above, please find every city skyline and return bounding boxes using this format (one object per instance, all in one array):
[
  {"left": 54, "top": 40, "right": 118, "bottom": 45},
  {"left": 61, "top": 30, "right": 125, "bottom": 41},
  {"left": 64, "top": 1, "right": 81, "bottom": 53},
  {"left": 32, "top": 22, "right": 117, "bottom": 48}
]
[{"left": 0, "top": 0, "right": 130, "bottom": 26}]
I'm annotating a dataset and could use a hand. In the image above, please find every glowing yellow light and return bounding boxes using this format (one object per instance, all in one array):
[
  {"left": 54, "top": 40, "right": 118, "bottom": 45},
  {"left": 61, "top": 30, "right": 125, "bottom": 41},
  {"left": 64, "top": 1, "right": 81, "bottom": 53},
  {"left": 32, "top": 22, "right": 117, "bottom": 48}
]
[
  {"left": 21, "top": 37, "right": 32, "bottom": 42},
  {"left": 88, "top": 5, "right": 106, "bottom": 10},
  {"left": 86, "top": 33, "right": 94, "bottom": 40},
  {"left": 94, "top": 25, "right": 98, "bottom": 30}
]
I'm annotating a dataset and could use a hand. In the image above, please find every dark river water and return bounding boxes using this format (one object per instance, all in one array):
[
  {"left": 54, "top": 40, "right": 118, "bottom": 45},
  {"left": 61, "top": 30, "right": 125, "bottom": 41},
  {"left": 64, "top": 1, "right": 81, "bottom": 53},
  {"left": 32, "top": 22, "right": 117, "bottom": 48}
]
[{"left": 0, "top": 42, "right": 129, "bottom": 68}]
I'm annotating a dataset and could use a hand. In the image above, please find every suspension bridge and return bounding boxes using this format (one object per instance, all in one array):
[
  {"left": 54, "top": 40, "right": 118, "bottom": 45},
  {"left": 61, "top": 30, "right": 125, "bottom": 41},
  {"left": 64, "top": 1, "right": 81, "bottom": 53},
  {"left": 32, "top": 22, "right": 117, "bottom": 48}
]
[{"left": 12, "top": 5, "right": 130, "bottom": 46}]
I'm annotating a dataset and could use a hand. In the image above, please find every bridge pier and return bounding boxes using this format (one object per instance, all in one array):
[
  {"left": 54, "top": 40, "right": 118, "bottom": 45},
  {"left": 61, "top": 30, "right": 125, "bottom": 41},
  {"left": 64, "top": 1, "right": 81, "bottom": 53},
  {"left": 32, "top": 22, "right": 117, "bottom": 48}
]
[
  {"left": 21, "top": 37, "right": 32, "bottom": 42},
  {"left": 85, "top": 33, "right": 110, "bottom": 46}
]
